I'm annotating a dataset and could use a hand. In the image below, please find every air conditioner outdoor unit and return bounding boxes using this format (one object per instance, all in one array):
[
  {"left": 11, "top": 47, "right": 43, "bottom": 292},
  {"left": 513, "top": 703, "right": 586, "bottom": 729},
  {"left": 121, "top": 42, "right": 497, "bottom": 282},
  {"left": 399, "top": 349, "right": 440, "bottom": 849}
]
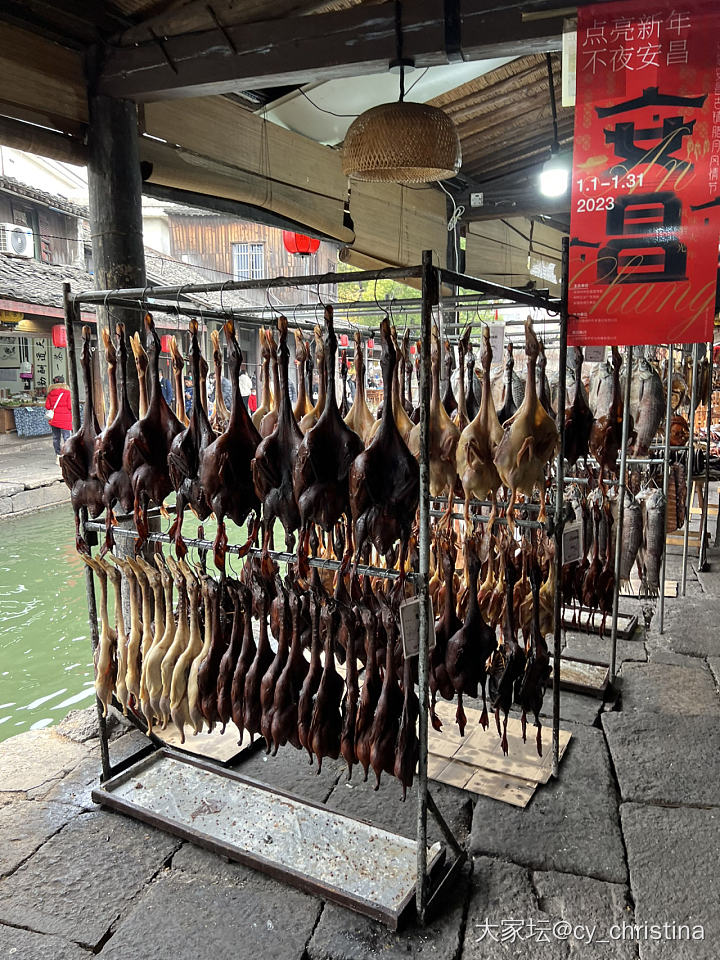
[{"left": 0, "top": 223, "right": 34, "bottom": 258}]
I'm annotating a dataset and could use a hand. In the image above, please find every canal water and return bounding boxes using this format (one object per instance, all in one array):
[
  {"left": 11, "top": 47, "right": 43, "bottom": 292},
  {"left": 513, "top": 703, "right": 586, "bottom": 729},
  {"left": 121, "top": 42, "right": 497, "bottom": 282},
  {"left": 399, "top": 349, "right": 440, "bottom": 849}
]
[{"left": 0, "top": 504, "right": 92, "bottom": 741}]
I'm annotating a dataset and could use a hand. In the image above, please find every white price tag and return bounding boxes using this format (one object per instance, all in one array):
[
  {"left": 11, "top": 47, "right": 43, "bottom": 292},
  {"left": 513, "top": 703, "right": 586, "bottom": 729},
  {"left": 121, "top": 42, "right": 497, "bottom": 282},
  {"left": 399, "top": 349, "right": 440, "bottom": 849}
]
[
  {"left": 399, "top": 595, "right": 436, "bottom": 659},
  {"left": 562, "top": 520, "right": 584, "bottom": 564},
  {"left": 584, "top": 345, "right": 606, "bottom": 362},
  {"left": 488, "top": 324, "right": 505, "bottom": 365}
]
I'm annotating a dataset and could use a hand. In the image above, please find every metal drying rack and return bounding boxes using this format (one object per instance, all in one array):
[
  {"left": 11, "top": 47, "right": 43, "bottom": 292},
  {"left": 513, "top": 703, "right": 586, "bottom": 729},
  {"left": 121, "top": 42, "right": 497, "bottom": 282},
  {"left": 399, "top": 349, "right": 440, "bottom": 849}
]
[{"left": 63, "top": 251, "right": 566, "bottom": 926}]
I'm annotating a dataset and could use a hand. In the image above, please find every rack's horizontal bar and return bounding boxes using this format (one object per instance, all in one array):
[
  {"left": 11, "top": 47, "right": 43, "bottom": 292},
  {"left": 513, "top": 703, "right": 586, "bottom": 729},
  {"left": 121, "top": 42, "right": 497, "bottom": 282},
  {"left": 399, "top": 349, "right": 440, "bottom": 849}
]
[
  {"left": 84, "top": 520, "right": 409, "bottom": 581},
  {"left": 83, "top": 297, "right": 376, "bottom": 339},
  {"left": 432, "top": 509, "right": 547, "bottom": 529},
  {"left": 431, "top": 494, "right": 542, "bottom": 514},
  {"left": 71, "top": 265, "right": 425, "bottom": 305},
  {"left": 438, "top": 267, "right": 561, "bottom": 312}
]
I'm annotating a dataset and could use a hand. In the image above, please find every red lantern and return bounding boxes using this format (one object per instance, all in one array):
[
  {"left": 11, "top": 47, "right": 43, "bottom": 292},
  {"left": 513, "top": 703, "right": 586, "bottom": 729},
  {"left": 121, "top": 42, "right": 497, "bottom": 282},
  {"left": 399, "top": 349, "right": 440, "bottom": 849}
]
[
  {"left": 339, "top": 334, "right": 349, "bottom": 347},
  {"left": 410, "top": 344, "right": 416, "bottom": 355},
  {"left": 161, "top": 335, "right": 173, "bottom": 354},
  {"left": 366, "top": 338, "right": 374, "bottom": 350},
  {"left": 282, "top": 231, "right": 321, "bottom": 256},
  {"left": 52, "top": 324, "right": 67, "bottom": 348}
]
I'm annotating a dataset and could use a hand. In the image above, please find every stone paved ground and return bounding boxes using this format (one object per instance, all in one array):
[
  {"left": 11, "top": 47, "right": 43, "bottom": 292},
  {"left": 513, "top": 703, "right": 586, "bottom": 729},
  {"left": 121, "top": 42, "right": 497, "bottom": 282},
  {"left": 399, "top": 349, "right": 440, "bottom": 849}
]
[
  {"left": 0, "top": 556, "right": 718, "bottom": 959},
  {"left": 0, "top": 433, "right": 69, "bottom": 516}
]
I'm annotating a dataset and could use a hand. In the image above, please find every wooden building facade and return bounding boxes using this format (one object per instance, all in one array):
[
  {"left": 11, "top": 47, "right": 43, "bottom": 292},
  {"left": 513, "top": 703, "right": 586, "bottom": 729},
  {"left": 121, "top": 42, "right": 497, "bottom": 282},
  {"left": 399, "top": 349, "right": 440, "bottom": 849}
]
[{"left": 166, "top": 210, "right": 338, "bottom": 305}]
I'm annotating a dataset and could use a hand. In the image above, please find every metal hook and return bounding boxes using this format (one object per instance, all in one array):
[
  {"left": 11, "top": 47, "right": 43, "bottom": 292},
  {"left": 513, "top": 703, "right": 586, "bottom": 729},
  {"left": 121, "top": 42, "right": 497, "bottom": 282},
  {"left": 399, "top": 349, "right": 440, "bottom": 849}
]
[
  {"left": 219, "top": 280, "right": 232, "bottom": 319},
  {"left": 265, "top": 285, "right": 282, "bottom": 324},
  {"left": 373, "top": 278, "right": 389, "bottom": 321},
  {"left": 140, "top": 286, "right": 151, "bottom": 314}
]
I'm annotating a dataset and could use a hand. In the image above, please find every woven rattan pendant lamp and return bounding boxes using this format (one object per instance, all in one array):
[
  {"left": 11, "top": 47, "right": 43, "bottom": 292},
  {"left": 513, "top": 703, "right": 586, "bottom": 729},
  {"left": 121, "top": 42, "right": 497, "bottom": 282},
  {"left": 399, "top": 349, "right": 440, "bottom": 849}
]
[{"left": 342, "top": 2, "right": 461, "bottom": 184}]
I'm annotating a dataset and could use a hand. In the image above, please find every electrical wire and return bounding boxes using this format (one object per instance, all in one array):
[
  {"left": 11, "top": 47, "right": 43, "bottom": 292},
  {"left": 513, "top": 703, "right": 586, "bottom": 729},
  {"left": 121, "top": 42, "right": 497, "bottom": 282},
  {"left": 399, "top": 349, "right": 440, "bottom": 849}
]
[
  {"left": 436, "top": 180, "right": 465, "bottom": 271},
  {"left": 298, "top": 66, "right": 430, "bottom": 120},
  {"left": 297, "top": 89, "right": 358, "bottom": 119}
]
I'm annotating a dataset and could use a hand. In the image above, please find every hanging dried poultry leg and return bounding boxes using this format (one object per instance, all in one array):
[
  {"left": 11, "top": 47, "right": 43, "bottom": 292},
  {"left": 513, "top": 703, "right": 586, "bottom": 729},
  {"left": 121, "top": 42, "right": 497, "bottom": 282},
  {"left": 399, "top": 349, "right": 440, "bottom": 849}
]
[
  {"left": 158, "top": 558, "right": 190, "bottom": 728},
  {"left": 369, "top": 598, "right": 403, "bottom": 789},
  {"left": 144, "top": 554, "right": 175, "bottom": 726},
  {"left": 104, "top": 555, "right": 129, "bottom": 715},
  {"left": 260, "top": 576, "right": 291, "bottom": 752},
  {"left": 308, "top": 600, "right": 345, "bottom": 772},
  {"left": 217, "top": 580, "right": 243, "bottom": 734},
  {"left": 516, "top": 557, "right": 551, "bottom": 756},
  {"left": 169, "top": 561, "right": 204, "bottom": 743},
  {"left": 446, "top": 531, "right": 495, "bottom": 734},
  {"left": 354, "top": 605, "right": 382, "bottom": 780},
  {"left": 230, "top": 582, "right": 256, "bottom": 742},
  {"left": 488, "top": 541, "right": 525, "bottom": 755},
  {"left": 339, "top": 600, "right": 360, "bottom": 779},
  {"left": 81, "top": 555, "right": 117, "bottom": 717},
  {"left": 297, "top": 582, "right": 324, "bottom": 761},
  {"left": 197, "top": 571, "right": 229, "bottom": 730},
  {"left": 394, "top": 649, "right": 419, "bottom": 800},
  {"left": 243, "top": 572, "right": 275, "bottom": 742},
  {"left": 270, "top": 581, "right": 309, "bottom": 753}
]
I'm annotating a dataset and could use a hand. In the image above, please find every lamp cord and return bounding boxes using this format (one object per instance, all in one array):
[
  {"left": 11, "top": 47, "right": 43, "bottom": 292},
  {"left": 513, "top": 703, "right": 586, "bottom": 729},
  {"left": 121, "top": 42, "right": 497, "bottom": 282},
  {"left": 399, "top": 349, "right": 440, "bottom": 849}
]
[
  {"left": 396, "top": 0, "right": 406, "bottom": 102},
  {"left": 546, "top": 53, "right": 559, "bottom": 147}
]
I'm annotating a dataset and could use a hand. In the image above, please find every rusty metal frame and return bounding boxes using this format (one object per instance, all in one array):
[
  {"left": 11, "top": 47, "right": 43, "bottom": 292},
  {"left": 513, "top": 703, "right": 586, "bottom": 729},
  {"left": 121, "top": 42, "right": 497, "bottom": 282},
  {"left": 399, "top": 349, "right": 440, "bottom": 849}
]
[{"left": 67, "top": 255, "right": 559, "bottom": 925}]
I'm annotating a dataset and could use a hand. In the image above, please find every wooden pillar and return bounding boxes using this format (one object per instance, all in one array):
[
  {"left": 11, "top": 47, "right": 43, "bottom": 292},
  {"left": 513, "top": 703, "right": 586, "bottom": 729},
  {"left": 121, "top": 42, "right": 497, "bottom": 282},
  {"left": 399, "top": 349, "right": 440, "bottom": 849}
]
[{"left": 87, "top": 91, "right": 145, "bottom": 415}]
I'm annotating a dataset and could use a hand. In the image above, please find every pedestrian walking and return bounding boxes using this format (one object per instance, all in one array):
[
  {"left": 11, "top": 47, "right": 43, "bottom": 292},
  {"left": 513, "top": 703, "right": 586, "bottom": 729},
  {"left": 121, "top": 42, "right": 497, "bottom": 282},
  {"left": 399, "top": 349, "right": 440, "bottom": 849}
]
[
  {"left": 159, "top": 368, "right": 174, "bottom": 406},
  {"left": 239, "top": 362, "right": 253, "bottom": 410},
  {"left": 44, "top": 376, "right": 72, "bottom": 464}
]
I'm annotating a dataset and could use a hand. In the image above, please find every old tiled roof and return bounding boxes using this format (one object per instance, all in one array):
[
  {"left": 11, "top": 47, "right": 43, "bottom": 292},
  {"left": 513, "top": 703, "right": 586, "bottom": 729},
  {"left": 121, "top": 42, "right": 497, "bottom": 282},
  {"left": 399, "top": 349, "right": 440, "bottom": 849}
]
[
  {"left": 0, "top": 254, "right": 92, "bottom": 310},
  {"left": 0, "top": 176, "right": 89, "bottom": 219},
  {"left": 0, "top": 247, "right": 254, "bottom": 314}
]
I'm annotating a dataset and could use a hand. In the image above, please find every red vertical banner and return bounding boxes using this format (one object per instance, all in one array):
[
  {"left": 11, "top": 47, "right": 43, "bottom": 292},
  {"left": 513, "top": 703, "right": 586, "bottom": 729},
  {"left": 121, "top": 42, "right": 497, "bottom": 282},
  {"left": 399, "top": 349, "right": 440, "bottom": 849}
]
[{"left": 569, "top": 0, "right": 720, "bottom": 345}]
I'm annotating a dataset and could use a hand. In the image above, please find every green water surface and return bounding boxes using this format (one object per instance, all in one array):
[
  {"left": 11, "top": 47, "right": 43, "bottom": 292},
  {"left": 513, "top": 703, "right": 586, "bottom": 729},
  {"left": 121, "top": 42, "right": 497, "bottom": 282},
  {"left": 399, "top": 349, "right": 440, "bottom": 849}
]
[{"left": 0, "top": 504, "right": 92, "bottom": 741}]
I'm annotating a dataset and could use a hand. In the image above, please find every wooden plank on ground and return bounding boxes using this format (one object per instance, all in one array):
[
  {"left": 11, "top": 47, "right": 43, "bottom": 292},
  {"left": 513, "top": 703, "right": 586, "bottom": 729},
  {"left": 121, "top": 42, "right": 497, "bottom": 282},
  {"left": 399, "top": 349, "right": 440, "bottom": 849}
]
[
  {"left": 549, "top": 656, "right": 609, "bottom": 696},
  {"left": 160, "top": 724, "right": 250, "bottom": 765},
  {"left": 620, "top": 579, "right": 677, "bottom": 598},
  {"left": 561, "top": 607, "right": 637, "bottom": 638},
  {"left": 429, "top": 702, "right": 571, "bottom": 788}
]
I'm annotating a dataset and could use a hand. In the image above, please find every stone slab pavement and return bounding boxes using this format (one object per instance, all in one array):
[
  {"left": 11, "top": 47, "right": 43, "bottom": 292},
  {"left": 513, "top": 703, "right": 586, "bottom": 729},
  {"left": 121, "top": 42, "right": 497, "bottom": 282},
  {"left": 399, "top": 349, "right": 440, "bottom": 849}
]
[
  {"left": 0, "top": 547, "right": 719, "bottom": 960},
  {"left": 0, "top": 433, "right": 69, "bottom": 516}
]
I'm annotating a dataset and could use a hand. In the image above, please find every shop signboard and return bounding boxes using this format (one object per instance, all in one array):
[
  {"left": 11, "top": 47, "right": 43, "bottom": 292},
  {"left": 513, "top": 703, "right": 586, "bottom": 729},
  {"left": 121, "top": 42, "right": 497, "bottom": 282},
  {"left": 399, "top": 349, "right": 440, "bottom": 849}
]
[
  {"left": 33, "top": 338, "right": 49, "bottom": 391},
  {"left": 569, "top": 0, "right": 720, "bottom": 345},
  {"left": 51, "top": 346, "right": 66, "bottom": 381}
]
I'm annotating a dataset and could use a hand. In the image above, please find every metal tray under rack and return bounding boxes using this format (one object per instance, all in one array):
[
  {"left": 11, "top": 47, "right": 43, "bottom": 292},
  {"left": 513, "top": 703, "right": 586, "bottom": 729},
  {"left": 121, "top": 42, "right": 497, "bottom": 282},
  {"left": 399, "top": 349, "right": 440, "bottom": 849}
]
[{"left": 92, "top": 748, "right": 444, "bottom": 929}]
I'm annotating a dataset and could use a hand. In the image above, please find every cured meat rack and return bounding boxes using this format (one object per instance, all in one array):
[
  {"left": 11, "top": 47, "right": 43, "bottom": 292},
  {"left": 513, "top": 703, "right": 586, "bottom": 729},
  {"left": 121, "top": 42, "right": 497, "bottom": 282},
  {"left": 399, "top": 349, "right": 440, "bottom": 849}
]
[{"left": 62, "top": 244, "right": 708, "bottom": 925}]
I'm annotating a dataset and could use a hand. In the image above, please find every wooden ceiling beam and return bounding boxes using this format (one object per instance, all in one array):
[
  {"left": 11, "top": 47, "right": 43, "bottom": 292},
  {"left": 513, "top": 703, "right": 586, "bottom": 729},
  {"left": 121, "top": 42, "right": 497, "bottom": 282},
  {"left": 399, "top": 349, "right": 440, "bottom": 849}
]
[
  {"left": 97, "top": 0, "right": 566, "bottom": 101},
  {"left": 117, "top": 0, "right": 332, "bottom": 44},
  {"left": 0, "top": 0, "right": 131, "bottom": 47}
]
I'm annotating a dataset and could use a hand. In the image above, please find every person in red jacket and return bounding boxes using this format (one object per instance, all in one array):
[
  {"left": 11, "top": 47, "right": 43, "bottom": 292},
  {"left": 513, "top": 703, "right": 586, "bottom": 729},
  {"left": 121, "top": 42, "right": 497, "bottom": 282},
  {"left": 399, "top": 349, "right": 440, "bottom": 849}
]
[{"left": 45, "top": 376, "right": 73, "bottom": 463}]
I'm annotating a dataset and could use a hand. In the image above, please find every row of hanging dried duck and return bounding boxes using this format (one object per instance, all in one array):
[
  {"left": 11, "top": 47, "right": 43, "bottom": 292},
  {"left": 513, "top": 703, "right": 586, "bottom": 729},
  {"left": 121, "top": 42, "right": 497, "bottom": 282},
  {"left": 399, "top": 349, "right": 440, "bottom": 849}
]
[
  {"left": 560, "top": 481, "right": 668, "bottom": 629},
  {"left": 82, "top": 548, "right": 419, "bottom": 796},
  {"left": 60, "top": 310, "right": 567, "bottom": 576},
  {"left": 83, "top": 513, "right": 555, "bottom": 793}
]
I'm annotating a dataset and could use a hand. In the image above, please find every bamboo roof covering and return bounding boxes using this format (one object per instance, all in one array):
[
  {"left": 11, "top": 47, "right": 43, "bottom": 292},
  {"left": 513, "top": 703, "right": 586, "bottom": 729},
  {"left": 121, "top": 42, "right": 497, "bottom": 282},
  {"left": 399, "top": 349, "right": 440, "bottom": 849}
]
[{"left": 430, "top": 54, "right": 572, "bottom": 184}]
